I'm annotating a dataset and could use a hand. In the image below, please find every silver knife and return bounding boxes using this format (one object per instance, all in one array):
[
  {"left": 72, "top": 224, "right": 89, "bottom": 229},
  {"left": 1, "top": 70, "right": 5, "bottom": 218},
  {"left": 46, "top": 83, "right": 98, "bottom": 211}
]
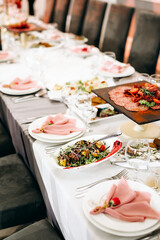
[{"left": 136, "top": 228, "right": 160, "bottom": 240}]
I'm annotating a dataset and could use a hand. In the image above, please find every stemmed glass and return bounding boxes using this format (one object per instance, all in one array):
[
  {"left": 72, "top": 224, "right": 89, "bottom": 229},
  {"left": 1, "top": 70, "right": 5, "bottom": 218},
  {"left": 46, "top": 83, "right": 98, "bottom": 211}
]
[
  {"left": 100, "top": 51, "right": 116, "bottom": 73},
  {"left": 137, "top": 73, "right": 150, "bottom": 82},
  {"left": 61, "top": 84, "right": 77, "bottom": 111},
  {"left": 148, "top": 160, "right": 160, "bottom": 192},
  {"left": 150, "top": 74, "right": 160, "bottom": 87},
  {"left": 125, "top": 139, "right": 150, "bottom": 181},
  {"left": 75, "top": 92, "right": 94, "bottom": 132}
]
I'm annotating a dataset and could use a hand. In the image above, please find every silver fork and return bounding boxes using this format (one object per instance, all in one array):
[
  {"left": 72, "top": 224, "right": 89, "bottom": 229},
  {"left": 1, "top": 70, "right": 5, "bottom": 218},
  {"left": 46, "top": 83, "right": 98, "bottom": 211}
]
[{"left": 75, "top": 169, "right": 128, "bottom": 198}]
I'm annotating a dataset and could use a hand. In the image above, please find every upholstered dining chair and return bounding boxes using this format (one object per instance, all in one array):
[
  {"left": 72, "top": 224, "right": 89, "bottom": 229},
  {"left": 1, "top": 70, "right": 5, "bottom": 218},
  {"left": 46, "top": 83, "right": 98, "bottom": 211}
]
[
  {"left": 66, "top": 0, "right": 88, "bottom": 35},
  {"left": 53, "top": 0, "right": 71, "bottom": 31},
  {"left": 0, "top": 154, "right": 46, "bottom": 238},
  {"left": 4, "top": 219, "right": 63, "bottom": 240},
  {"left": 101, "top": 4, "right": 134, "bottom": 62},
  {"left": 0, "top": 121, "right": 15, "bottom": 157},
  {"left": 128, "top": 11, "right": 160, "bottom": 75},
  {"left": 43, "top": 0, "right": 56, "bottom": 23},
  {"left": 81, "top": 0, "right": 107, "bottom": 47}
]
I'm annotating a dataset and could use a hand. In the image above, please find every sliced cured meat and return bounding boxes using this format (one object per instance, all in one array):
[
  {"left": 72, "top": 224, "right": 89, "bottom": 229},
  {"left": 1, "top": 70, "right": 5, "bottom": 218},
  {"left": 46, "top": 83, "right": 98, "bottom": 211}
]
[
  {"left": 32, "top": 114, "right": 84, "bottom": 135},
  {"left": 151, "top": 105, "right": 160, "bottom": 110},
  {"left": 114, "top": 97, "right": 133, "bottom": 107},
  {"left": 124, "top": 102, "right": 149, "bottom": 112},
  {"left": 4, "top": 77, "right": 40, "bottom": 90},
  {"left": 110, "top": 93, "right": 124, "bottom": 101},
  {"left": 0, "top": 51, "right": 9, "bottom": 60},
  {"left": 109, "top": 86, "right": 131, "bottom": 96},
  {"left": 43, "top": 114, "right": 69, "bottom": 125}
]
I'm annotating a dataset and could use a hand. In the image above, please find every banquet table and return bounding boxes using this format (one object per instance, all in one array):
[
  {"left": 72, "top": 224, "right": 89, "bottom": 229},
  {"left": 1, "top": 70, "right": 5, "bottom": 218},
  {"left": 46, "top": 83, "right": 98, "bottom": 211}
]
[{"left": 0, "top": 31, "right": 160, "bottom": 240}]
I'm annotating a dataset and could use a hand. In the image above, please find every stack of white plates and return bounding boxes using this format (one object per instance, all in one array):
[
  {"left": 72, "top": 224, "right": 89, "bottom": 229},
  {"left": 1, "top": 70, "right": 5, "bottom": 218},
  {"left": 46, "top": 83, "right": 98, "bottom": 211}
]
[
  {"left": 28, "top": 114, "right": 86, "bottom": 144},
  {"left": 83, "top": 180, "right": 160, "bottom": 237}
]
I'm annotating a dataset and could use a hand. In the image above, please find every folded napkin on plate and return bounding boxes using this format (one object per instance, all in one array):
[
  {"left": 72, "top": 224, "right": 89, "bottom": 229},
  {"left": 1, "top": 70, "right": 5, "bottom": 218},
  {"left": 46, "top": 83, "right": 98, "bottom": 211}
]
[
  {"left": 2, "top": 77, "right": 39, "bottom": 90},
  {"left": 32, "top": 113, "right": 84, "bottom": 135},
  {"left": 90, "top": 177, "right": 160, "bottom": 222},
  {"left": 0, "top": 51, "right": 9, "bottom": 59}
]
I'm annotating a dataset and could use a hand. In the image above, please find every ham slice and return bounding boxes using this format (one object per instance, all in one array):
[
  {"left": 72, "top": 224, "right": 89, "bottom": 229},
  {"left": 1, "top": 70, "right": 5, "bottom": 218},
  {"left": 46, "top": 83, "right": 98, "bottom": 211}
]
[
  {"left": 32, "top": 113, "right": 84, "bottom": 135},
  {"left": 90, "top": 177, "right": 160, "bottom": 222},
  {"left": 102, "top": 64, "right": 130, "bottom": 74},
  {"left": 3, "top": 77, "right": 39, "bottom": 90},
  {"left": 0, "top": 51, "right": 9, "bottom": 60}
]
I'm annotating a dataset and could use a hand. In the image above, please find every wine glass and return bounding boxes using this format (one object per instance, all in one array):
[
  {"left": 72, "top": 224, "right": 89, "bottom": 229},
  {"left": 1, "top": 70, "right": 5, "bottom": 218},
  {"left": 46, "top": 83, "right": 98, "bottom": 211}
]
[
  {"left": 100, "top": 51, "right": 116, "bottom": 73},
  {"left": 61, "top": 84, "right": 77, "bottom": 111},
  {"left": 150, "top": 74, "right": 160, "bottom": 87},
  {"left": 137, "top": 73, "right": 150, "bottom": 82},
  {"left": 148, "top": 160, "right": 160, "bottom": 192},
  {"left": 75, "top": 92, "right": 94, "bottom": 132},
  {"left": 125, "top": 139, "right": 150, "bottom": 181},
  {"left": 102, "top": 51, "right": 116, "bottom": 60}
]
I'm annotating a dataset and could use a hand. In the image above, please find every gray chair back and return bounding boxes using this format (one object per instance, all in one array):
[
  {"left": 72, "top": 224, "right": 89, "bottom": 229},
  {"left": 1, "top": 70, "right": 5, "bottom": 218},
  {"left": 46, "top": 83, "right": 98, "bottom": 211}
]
[
  {"left": 66, "top": 0, "right": 88, "bottom": 35},
  {"left": 82, "top": 0, "right": 107, "bottom": 46},
  {"left": 53, "top": 0, "right": 71, "bottom": 31},
  {"left": 101, "top": 4, "right": 134, "bottom": 62},
  {"left": 128, "top": 11, "right": 160, "bottom": 74}
]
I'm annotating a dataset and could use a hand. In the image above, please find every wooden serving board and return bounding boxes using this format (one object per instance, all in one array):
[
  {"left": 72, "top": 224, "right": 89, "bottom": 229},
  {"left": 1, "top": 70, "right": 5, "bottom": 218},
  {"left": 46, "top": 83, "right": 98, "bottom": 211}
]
[{"left": 92, "top": 81, "right": 160, "bottom": 125}]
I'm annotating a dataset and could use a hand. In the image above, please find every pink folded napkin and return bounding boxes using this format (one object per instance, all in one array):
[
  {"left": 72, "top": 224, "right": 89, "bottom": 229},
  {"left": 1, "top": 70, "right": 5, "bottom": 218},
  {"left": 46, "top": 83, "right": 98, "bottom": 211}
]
[
  {"left": 2, "top": 77, "right": 40, "bottom": 90},
  {"left": 90, "top": 177, "right": 160, "bottom": 222},
  {"left": 32, "top": 113, "right": 84, "bottom": 135},
  {"left": 0, "top": 51, "right": 9, "bottom": 60}
]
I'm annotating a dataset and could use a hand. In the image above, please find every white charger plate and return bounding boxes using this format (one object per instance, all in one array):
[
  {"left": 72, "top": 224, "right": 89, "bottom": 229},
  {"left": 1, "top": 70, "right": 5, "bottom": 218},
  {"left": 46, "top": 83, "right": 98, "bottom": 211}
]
[
  {"left": 51, "top": 134, "right": 122, "bottom": 170},
  {"left": 28, "top": 114, "right": 86, "bottom": 141},
  {"left": 83, "top": 180, "right": 160, "bottom": 237}
]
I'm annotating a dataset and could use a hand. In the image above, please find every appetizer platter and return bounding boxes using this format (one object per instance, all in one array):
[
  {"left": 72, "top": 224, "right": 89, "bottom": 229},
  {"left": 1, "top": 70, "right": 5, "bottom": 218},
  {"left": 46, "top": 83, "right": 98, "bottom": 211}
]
[{"left": 93, "top": 81, "right": 160, "bottom": 124}]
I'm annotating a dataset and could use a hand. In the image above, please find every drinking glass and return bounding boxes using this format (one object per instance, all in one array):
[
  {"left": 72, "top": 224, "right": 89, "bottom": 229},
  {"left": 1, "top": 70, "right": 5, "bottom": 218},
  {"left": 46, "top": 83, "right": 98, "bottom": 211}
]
[
  {"left": 137, "top": 73, "right": 150, "bottom": 82},
  {"left": 75, "top": 92, "right": 94, "bottom": 132},
  {"left": 100, "top": 51, "right": 116, "bottom": 72},
  {"left": 103, "top": 51, "right": 116, "bottom": 60},
  {"left": 61, "top": 84, "right": 77, "bottom": 110},
  {"left": 148, "top": 160, "right": 160, "bottom": 192},
  {"left": 150, "top": 74, "right": 160, "bottom": 87},
  {"left": 125, "top": 139, "right": 150, "bottom": 181}
]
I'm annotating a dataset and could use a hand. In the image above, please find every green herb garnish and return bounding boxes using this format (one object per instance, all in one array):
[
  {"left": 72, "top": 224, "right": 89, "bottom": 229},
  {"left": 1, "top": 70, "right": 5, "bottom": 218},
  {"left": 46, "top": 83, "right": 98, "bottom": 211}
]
[{"left": 139, "top": 100, "right": 156, "bottom": 107}]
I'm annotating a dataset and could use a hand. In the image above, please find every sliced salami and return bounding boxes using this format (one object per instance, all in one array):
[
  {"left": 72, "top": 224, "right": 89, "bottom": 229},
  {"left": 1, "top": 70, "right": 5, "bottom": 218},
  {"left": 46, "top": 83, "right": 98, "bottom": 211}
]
[
  {"left": 109, "top": 86, "right": 131, "bottom": 97},
  {"left": 114, "top": 97, "right": 133, "bottom": 107},
  {"left": 151, "top": 105, "right": 160, "bottom": 110},
  {"left": 124, "top": 102, "right": 149, "bottom": 112}
]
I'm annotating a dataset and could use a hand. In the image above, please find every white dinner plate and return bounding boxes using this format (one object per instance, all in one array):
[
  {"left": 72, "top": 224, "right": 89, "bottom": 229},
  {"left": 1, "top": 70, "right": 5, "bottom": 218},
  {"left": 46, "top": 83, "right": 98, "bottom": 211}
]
[
  {"left": 51, "top": 134, "right": 122, "bottom": 170},
  {"left": 0, "top": 83, "right": 41, "bottom": 96},
  {"left": 29, "top": 129, "right": 84, "bottom": 144},
  {"left": 83, "top": 180, "right": 160, "bottom": 237},
  {"left": 68, "top": 45, "right": 99, "bottom": 58},
  {"left": 28, "top": 114, "right": 86, "bottom": 142},
  {"left": 100, "top": 62, "right": 135, "bottom": 78},
  {"left": 0, "top": 51, "right": 15, "bottom": 63}
]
